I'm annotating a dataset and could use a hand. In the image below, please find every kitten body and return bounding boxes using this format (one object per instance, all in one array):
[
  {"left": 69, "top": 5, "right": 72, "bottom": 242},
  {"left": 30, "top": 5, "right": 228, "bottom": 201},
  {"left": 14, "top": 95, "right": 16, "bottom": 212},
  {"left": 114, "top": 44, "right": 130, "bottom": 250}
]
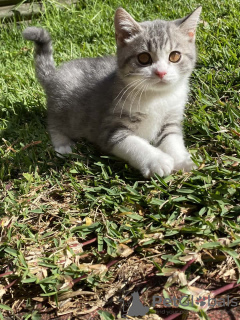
[{"left": 23, "top": 7, "right": 201, "bottom": 178}]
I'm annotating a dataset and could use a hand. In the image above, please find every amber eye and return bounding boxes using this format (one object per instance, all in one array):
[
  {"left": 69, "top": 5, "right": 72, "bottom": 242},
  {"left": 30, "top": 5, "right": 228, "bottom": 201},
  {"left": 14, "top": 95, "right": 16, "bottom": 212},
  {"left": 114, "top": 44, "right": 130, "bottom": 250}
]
[
  {"left": 169, "top": 51, "right": 181, "bottom": 63},
  {"left": 137, "top": 52, "right": 152, "bottom": 66}
]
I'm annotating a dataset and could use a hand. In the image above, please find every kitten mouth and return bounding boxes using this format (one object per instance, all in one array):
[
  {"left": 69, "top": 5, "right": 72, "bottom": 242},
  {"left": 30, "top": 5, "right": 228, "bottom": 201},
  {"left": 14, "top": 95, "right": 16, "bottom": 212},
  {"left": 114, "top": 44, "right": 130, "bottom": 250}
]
[
  {"left": 150, "top": 76, "right": 169, "bottom": 85},
  {"left": 156, "top": 79, "right": 169, "bottom": 85}
]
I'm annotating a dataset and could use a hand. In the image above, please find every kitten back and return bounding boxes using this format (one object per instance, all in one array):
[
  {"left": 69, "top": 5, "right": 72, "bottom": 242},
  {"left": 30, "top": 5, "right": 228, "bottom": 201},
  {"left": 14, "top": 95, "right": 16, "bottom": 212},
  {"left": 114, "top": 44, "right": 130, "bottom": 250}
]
[{"left": 23, "top": 27, "right": 55, "bottom": 88}]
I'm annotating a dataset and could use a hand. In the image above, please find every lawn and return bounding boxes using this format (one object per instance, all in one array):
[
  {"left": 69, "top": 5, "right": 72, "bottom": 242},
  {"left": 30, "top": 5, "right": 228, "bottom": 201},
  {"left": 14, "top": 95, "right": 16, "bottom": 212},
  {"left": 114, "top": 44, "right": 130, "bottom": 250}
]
[{"left": 0, "top": 0, "right": 240, "bottom": 319}]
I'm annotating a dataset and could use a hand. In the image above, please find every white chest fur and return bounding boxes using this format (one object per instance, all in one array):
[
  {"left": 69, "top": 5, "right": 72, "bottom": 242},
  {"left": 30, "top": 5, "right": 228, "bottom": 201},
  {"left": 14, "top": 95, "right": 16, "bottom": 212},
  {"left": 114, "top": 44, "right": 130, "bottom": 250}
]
[{"left": 133, "top": 85, "right": 188, "bottom": 142}]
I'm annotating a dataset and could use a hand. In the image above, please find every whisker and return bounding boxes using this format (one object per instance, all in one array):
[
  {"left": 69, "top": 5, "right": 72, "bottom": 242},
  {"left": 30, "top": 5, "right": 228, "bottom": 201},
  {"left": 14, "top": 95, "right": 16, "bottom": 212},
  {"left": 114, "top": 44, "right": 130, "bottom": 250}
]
[
  {"left": 114, "top": 78, "right": 142, "bottom": 102},
  {"left": 113, "top": 78, "right": 144, "bottom": 114},
  {"left": 129, "top": 80, "right": 147, "bottom": 119},
  {"left": 124, "top": 72, "right": 146, "bottom": 78},
  {"left": 120, "top": 79, "right": 146, "bottom": 118},
  {"left": 137, "top": 82, "right": 149, "bottom": 113}
]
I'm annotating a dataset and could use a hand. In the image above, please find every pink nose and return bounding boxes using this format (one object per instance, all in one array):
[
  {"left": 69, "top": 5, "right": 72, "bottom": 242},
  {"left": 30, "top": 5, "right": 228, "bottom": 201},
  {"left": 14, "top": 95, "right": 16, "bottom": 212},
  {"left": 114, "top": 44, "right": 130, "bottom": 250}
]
[{"left": 155, "top": 70, "right": 167, "bottom": 79}]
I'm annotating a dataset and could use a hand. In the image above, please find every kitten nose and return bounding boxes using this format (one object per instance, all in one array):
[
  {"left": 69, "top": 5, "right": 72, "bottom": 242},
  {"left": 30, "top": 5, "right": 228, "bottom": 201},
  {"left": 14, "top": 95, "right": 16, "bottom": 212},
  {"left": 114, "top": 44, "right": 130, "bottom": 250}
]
[{"left": 155, "top": 70, "right": 167, "bottom": 79}]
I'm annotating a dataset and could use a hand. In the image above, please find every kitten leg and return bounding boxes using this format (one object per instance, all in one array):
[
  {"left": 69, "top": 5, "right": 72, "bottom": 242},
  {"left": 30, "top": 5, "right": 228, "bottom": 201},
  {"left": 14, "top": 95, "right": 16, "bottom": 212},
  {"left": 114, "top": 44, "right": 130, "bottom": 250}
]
[
  {"left": 158, "top": 134, "right": 196, "bottom": 172},
  {"left": 111, "top": 135, "right": 174, "bottom": 178},
  {"left": 49, "top": 129, "right": 73, "bottom": 155}
]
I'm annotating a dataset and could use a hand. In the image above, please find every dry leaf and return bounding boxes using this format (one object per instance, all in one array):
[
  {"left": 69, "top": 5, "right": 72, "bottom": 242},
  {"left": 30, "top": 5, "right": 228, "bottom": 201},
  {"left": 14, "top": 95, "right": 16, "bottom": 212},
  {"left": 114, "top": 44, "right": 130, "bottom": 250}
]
[
  {"left": 67, "top": 238, "right": 83, "bottom": 255},
  {"left": 198, "top": 163, "right": 205, "bottom": 170},
  {"left": 188, "top": 285, "right": 212, "bottom": 311},
  {"left": 117, "top": 243, "right": 134, "bottom": 257},
  {"left": 88, "top": 264, "right": 108, "bottom": 274},
  {"left": 232, "top": 161, "right": 239, "bottom": 167},
  {"left": 222, "top": 269, "right": 236, "bottom": 281},
  {"left": 57, "top": 238, "right": 83, "bottom": 268},
  {"left": 143, "top": 233, "right": 163, "bottom": 240},
  {"left": 117, "top": 212, "right": 133, "bottom": 216},
  {"left": 77, "top": 263, "right": 107, "bottom": 274},
  {"left": 218, "top": 238, "right": 231, "bottom": 246},
  {"left": 161, "top": 267, "right": 178, "bottom": 276},
  {"left": 0, "top": 285, "right": 6, "bottom": 299},
  {"left": 57, "top": 275, "right": 74, "bottom": 290},
  {"left": 179, "top": 251, "right": 203, "bottom": 265},
  {"left": 85, "top": 217, "right": 93, "bottom": 226},
  {"left": 165, "top": 270, "right": 187, "bottom": 287},
  {"left": 231, "top": 129, "right": 240, "bottom": 137}
]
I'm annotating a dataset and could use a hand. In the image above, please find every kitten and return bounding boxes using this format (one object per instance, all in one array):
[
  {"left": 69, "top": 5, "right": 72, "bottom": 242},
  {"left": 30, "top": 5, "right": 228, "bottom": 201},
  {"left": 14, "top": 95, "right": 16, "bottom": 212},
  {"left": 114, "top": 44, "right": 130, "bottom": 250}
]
[{"left": 23, "top": 6, "right": 201, "bottom": 178}]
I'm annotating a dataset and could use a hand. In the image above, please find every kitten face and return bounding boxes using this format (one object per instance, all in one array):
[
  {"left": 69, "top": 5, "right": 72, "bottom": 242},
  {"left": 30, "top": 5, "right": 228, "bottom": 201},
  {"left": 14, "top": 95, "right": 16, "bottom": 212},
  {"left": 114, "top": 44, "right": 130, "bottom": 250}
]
[{"left": 115, "top": 7, "right": 201, "bottom": 92}]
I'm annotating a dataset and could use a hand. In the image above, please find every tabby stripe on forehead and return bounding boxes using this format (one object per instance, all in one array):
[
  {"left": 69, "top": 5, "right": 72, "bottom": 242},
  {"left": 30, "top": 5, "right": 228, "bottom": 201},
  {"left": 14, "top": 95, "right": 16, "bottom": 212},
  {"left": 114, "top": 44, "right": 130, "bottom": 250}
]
[
  {"left": 147, "top": 39, "right": 152, "bottom": 52},
  {"left": 164, "top": 36, "right": 169, "bottom": 46},
  {"left": 123, "top": 55, "right": 136, "bottom": 67},
  {"left": 155, "top": 122, "right": 181, "bottom": 147},
  {"left": 165, "top": 24, "right": 173, "bottom": 51},
  {"left": 185, "top": 53, "right": 194, "bottom": 61}
]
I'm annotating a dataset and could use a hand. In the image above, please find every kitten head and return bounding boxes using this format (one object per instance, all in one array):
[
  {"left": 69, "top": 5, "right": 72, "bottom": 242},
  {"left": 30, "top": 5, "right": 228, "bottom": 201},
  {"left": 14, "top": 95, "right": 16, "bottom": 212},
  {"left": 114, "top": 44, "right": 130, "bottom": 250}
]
[{"left": 114, "top": 7, "right": 202, "bottom": 91}]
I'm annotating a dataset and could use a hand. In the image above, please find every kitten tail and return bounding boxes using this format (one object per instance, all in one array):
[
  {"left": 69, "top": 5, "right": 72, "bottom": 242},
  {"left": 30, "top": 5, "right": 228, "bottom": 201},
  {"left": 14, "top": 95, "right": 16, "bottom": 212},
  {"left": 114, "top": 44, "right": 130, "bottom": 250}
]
[{"left": 23, "top": 27, "right": 55, "bottom": 88}]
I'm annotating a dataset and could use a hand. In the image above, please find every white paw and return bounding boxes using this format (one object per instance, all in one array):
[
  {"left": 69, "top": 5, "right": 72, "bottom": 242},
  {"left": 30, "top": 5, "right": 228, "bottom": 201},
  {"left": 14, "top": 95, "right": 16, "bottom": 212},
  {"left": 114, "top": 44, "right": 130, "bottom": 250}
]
[
  {"left": 55, "top": 145, "right": 72, "bottom": 157},
  {"left": 141, "top": 150, "right": 174, "bottom": 178},
  {"left": 173, "top": 153, "right": 197, "bottom": 172}
]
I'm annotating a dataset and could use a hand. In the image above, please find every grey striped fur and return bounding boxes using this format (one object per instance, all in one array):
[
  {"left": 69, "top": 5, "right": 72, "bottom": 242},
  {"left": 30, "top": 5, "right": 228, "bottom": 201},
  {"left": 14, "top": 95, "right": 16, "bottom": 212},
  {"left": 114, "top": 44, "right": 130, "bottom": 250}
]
[{"left": 23, "top": 6, "right": 201, "bottom": 177}]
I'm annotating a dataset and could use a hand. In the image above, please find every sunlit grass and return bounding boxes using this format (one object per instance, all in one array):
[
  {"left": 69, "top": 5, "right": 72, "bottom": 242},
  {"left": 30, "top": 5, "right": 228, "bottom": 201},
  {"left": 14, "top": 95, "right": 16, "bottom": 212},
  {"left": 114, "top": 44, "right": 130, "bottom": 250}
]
[{"left": 0, "top": 0, "right": 240, "bottom": 319}]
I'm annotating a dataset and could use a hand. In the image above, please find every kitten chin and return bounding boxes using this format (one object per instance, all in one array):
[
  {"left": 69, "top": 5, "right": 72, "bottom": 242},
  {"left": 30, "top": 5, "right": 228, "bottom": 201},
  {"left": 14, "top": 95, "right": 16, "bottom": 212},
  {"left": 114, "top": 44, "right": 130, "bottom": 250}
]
[{"left": 23, "top": 6, "right": 201, "bottom": 178}]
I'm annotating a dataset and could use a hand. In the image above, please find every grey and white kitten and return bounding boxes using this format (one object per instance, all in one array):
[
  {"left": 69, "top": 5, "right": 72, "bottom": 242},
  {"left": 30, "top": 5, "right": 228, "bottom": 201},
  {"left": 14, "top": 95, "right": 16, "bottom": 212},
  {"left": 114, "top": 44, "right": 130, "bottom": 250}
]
[{"left": 23, "top": 6, "right": 201, "bottom": 178}]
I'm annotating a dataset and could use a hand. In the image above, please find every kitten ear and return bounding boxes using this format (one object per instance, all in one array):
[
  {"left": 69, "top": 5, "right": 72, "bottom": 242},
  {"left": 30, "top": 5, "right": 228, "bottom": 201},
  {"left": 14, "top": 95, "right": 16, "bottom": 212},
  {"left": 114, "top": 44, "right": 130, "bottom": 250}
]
[
  {"left": 114, "top": 7, "right": 142, "bottom": 46},
  {"left": 176, "top": 6, "right": 202, "bottom": 41}
]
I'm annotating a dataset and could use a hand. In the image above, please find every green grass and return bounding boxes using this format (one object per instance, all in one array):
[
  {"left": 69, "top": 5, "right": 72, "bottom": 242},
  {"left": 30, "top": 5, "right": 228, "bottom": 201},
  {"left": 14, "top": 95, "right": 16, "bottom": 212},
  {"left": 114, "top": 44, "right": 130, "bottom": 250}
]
[{"left": 0, "top": 0, "right": 240, "bottom": 319}]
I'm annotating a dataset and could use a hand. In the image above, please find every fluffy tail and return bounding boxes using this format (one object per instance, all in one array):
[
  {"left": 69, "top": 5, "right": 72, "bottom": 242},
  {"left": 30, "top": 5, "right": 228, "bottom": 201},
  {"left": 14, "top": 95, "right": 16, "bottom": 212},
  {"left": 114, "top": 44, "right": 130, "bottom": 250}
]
[{"left": 23, "top": 27, "right": 55, "bottom": 87}]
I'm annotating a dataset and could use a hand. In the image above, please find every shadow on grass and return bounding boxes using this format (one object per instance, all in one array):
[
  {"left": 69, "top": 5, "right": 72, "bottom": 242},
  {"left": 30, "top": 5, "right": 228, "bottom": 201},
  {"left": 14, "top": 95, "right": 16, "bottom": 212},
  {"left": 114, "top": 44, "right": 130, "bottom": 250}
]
[
  {"left": 0, "top": 100, "right": 51, "bottom": 180},
  {"left": 0, "top": 100, "right": 143, "bottom": 182}
]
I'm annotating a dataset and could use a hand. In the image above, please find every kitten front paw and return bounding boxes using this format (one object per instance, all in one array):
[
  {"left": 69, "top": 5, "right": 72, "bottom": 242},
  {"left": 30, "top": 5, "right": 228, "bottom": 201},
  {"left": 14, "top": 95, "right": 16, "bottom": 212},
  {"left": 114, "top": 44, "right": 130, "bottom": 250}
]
[
  {"left": 173, "top": 153, "right": 197, "bottom": 172},
  {"left": 55, "top": 145, "right": 72, "bottom": 157},
  {"left": 141, "top": 151, "right": 174, "bottom": 178}
]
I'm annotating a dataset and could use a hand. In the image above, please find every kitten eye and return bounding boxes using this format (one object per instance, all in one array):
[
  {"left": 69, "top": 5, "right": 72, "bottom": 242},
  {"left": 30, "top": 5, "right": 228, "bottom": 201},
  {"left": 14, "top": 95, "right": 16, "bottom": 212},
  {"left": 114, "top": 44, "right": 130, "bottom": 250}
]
[
  {"left": 169, "top": 51, "right": 181, "bottom": 63},
  {"left": 137, "top": 52, "right": 152, "bottom": 66}
]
